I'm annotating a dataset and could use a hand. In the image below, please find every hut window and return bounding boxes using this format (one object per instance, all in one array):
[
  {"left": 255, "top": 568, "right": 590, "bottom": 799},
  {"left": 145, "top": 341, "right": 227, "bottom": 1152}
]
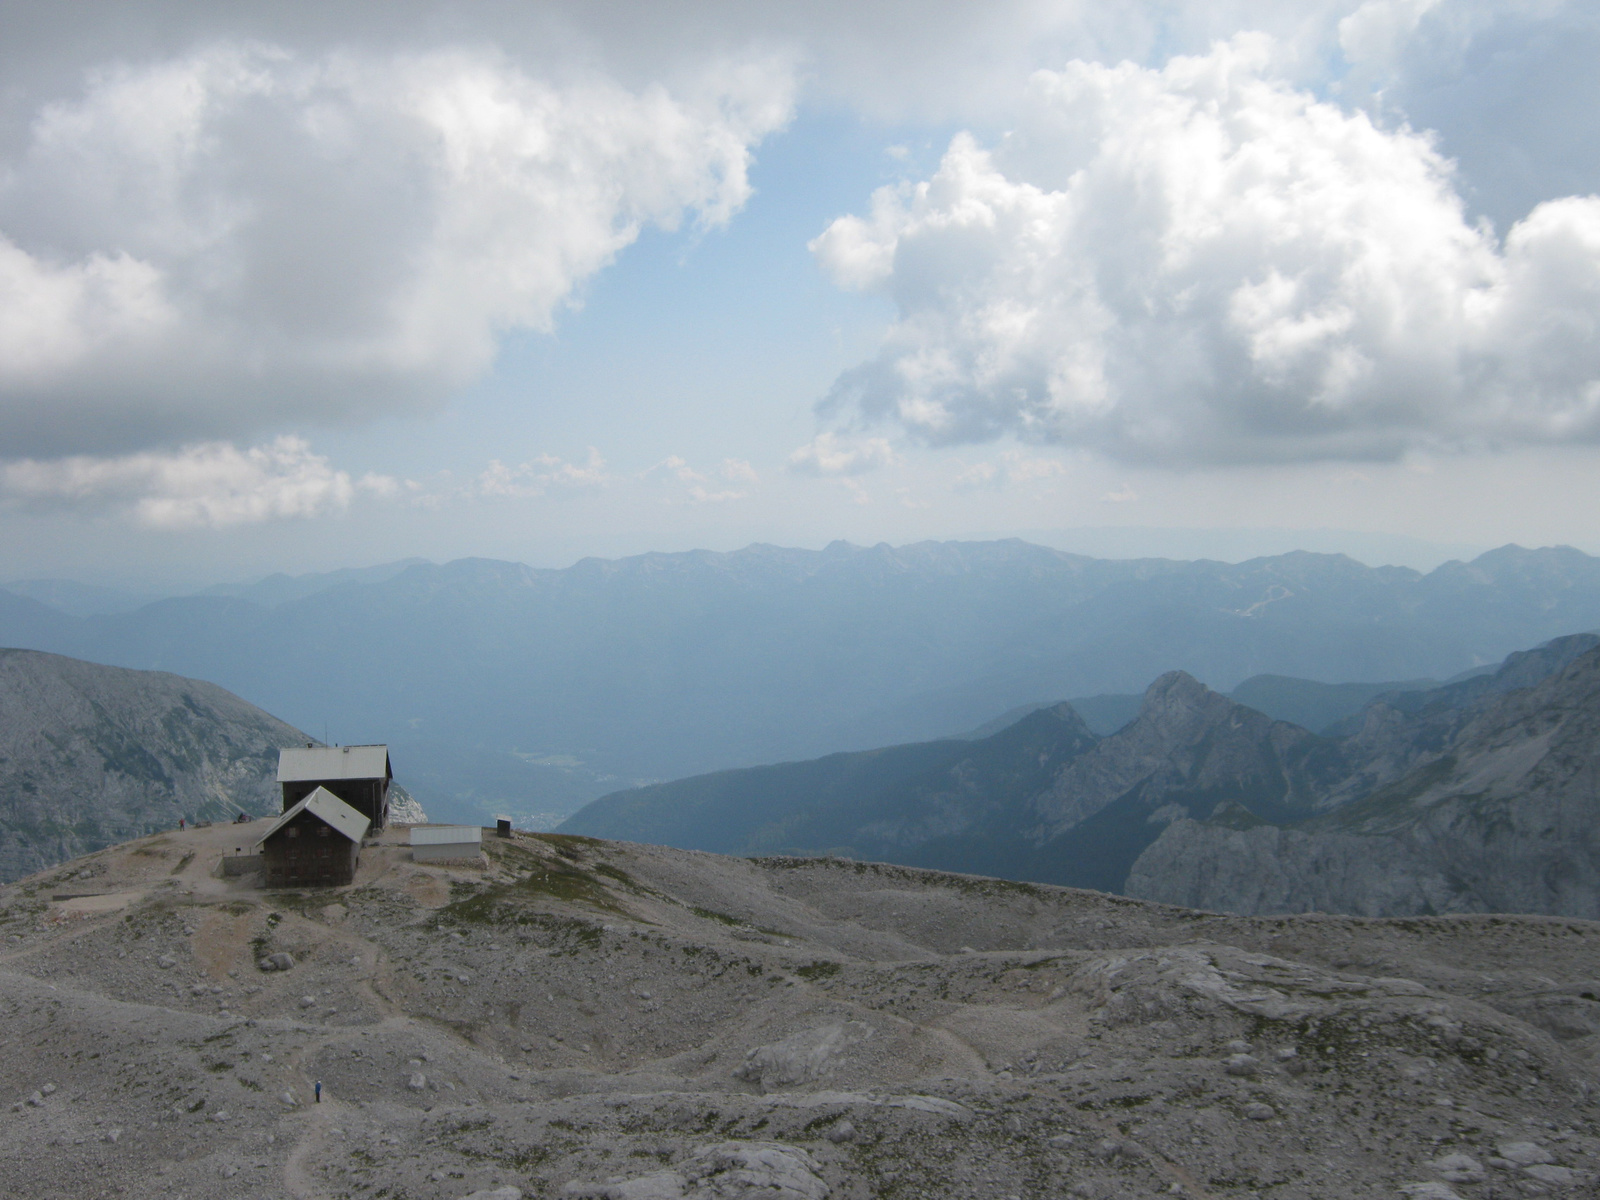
[
  {"left": 317, "top": 826, "right": 329, "bottom": 837},
  {"left": 287, "top": 827, "right": 299, "bottom": 838}
]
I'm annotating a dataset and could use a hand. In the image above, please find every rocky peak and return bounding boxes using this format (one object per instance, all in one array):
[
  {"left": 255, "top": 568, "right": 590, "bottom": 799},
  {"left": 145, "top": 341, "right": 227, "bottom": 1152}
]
[{"left": 1136, "top": 670, "right": 1242, "bottom": 735}]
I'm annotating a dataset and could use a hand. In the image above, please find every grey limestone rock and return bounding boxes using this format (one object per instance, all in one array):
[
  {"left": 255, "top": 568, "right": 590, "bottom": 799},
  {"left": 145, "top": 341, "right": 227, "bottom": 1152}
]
[
  {"left": 1128, "top": 644, "right": 1600, "bottom": 918},
  {"left": 1522, "top": 1164, "right": 1579, "bottom": 1187},
  {"left": 1400, "top": 1185, "right": 1464, "bottom": 1200},
  {"left": 1498, "top": 1141, "right": 1556, "bottom": 1166},
  {"left": 564, "top": 1141, "right": 827, "bottom": 1200},
  {"left": 733, "top": 1023, "right": 871, "bottom": 1093},
  {"left": 1428, "top": 1154, "right": 1485, "bottom": 1184}
]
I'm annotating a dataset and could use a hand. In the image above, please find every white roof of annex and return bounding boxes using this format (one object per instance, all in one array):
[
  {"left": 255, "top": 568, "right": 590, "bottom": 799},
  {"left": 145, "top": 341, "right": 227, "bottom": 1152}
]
[
  {"left": 277, "top": 744, "right": 391, "bottom": 784},
  {"left": 255, "top": 786, "right": 371, "bottom": 848},
  {"left": 410, "top": 825, "right": 483, "bottom": 847}
]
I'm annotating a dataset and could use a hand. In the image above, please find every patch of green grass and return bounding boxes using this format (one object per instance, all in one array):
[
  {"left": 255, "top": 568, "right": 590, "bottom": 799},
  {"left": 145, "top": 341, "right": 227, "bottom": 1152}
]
[
  {"left": 524, "top": 832, "right": 606, "bottom": 866},
  {"left": 260, "top": 891, "right": 329, "bottom": 917},
  {"left": 690, "top": 906, "right": 747, "bottom": 927},
  {"left": 445, "top": 855, "right": 628, "bottom": 921},
  {"left": 169, "top": 852, "right": 195, "bottom": 875},
  {"left": 795, "top": 961, "right": 841, "bottom": 981},
  {"left": 1014, "top": 955, "right": 1068, "bottom": 971},
  {"left": 498, "top": 1145, "right": 550, "bottom": 1169},
  {"left": 249, "top": 910, "right": 283, "bottom": 961},
  {"left": 592, "top": 861, "right": 658, "bottom": 896}
]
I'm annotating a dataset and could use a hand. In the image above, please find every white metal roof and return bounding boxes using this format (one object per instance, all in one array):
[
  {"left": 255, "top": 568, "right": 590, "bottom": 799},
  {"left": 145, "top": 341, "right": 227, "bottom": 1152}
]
[
  {"left": 409, "top": 825, "right": 483, "bottom": 847},
  {"left": 277, "top": 744, "right": 391, "bottom": 783},
  {"left": 255, "top": 786, "right": 372, "bottom": 849}
]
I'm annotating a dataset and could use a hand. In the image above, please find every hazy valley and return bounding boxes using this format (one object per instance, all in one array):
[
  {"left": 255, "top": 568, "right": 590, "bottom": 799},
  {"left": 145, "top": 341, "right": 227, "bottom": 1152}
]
[
  {"left": 7, "top": 541, "right": 1600, "bottom": 828},
  {"left": 563, "top": 633, "right": 1600, "bottom": 919}
]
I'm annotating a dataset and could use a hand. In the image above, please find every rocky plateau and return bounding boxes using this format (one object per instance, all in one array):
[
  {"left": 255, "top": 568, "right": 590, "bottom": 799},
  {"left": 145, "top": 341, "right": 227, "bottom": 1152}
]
[{"left": 2, "top": 822, "right": 1599, "bottom": 1199}]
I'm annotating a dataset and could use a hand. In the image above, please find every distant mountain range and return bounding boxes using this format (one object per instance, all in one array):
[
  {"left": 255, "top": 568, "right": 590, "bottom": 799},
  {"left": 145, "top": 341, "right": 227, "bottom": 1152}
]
[
  {"left": 563, "top": 633, "right": 1600, "bottom": 918},
  {"left": 6, "top": 540, "right": 1600, "bottom": 826},
  {"left": 0, "top": 649, "right": 423, "bottom": 883}
]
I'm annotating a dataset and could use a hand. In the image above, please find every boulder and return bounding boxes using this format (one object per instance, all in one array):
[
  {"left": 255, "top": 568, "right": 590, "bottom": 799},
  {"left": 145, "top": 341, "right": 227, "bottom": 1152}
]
[
  {"left": 1428, "top": 1155, "right": 1484, "bottom": 1184},
  {"left": 733, "top": 1023, "right": 871, "bottom": 1093},
  {"left": 1522, "top": 1165, "right": 1578, "bottom": 1187},
  {"left": 1496, "top": 1141, "right": 1555, "bottom": 1166}
]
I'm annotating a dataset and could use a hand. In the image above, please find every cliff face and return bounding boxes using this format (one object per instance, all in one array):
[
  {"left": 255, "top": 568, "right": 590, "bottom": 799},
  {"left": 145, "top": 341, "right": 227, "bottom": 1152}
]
[
  {"left": 1127, "top": 642, "right": 1600, "bottom": 917},
  {"left": 0, "top": 648, "right": 313, "bottom": 881}
]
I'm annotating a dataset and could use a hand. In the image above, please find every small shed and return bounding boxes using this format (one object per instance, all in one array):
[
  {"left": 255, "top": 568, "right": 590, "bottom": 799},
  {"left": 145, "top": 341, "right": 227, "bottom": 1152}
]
[
  {"left": 278, "top": 744, "right": 393, "bottom": 831},
  {"left": 256, "top": 786, "right": 371, "bottom": 887},
  {"left": 410, "top": 825, "right": 483, "bottom": 863}
]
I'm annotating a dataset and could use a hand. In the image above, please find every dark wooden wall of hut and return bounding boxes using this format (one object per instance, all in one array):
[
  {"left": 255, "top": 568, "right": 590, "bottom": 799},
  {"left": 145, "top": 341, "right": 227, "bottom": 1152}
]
[{"left": 260, "top": 809, "right": 361, "bottom": 887}]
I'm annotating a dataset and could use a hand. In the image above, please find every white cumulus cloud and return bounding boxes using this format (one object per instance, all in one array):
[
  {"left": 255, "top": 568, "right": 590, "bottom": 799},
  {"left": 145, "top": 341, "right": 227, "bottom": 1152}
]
[
  {"left": 478, "top": 449, "right": 609, "bottom": 499},
  {"left": 953, "top": 450, "right": 1067, "bottom": 491},
  {"left": 0, "top": 437, "right": 391, "bottom": 528},
  {"left": 0, "top": 41, "right": 793, "bottom": 456},
  {"left": 786, "top": 432, "right": 898, "bottom": 476},
  {"left": 812, "top": 33, "right": 1600, "bottom": 465}
]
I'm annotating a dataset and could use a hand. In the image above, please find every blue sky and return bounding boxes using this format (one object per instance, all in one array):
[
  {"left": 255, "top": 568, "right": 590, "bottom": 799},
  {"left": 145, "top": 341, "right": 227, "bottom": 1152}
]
[{"left": 1, "top": 1, "right": 1599, "bottom": 588}]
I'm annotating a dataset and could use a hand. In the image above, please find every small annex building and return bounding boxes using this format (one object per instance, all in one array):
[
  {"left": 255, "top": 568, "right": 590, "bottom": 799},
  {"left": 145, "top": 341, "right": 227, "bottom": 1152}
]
[
  {"left": 278, "top": 744, "right": 393, "bottom": 831},
  {"left": 410, "top": 825, "right": 483, "bottom": 863},
  {"left": 255, "top": 786, "right": 371, "bottom": 887}
]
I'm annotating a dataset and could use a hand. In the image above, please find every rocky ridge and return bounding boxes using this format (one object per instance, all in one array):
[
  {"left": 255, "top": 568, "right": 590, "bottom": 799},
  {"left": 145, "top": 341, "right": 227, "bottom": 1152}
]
[
  {"left": 1128, "top": 638, "right": 1600, "bottom": 918},
  {"left": 2, "top": 824, "right": 1599, "bottom": 1199}
]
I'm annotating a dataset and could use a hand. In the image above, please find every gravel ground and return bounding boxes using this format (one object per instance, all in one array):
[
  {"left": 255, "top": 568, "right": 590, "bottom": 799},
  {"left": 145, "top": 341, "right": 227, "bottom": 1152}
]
[{"left": 1, "top": 822, "right": 1598, "bottom": 1199}]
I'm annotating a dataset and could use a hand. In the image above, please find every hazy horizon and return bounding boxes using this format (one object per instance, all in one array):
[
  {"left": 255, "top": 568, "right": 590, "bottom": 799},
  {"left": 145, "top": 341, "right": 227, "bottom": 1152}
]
[
  {"left": 0, "top": 526, "right": 1516, "bottom": 597},
  {"left": 2, "top": 2, "right": 1599, "bottom": 586}
]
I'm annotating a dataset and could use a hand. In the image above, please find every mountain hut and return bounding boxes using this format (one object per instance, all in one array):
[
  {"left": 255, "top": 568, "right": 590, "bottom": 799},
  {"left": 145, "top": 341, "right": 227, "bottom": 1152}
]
[
  {"left": 255, "top": 786, "right": 371, "bottom": 887},
  {"left": 278, "top": 744, "right": 393, "bottom": 831}
]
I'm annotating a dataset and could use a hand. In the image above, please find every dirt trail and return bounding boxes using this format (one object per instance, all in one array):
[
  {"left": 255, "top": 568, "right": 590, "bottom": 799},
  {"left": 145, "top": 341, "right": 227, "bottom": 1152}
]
[{"left": 282, "top": 1091, "right": 346, "bottom": 1200}]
